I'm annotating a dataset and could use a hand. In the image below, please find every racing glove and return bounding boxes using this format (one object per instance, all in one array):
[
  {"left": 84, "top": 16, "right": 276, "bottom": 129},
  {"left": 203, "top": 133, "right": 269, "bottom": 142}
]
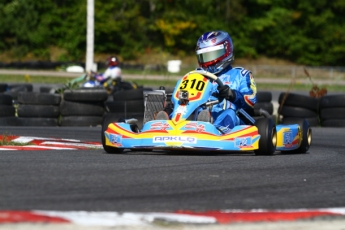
[{"left": 217, "top": 85, "right": 235, "bottom": 102}]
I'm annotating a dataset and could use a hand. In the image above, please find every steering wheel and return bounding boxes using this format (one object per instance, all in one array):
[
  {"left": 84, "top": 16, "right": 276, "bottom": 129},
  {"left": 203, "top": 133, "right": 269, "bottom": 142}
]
[{"left": 190, "top": 69, "right": 224, "bottom": 87}]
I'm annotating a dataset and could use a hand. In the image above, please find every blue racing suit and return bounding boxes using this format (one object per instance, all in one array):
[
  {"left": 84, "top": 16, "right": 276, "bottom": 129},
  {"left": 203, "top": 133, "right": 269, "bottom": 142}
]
[{"left": 202, "top": 66, "right": 257, "bottom": 133}]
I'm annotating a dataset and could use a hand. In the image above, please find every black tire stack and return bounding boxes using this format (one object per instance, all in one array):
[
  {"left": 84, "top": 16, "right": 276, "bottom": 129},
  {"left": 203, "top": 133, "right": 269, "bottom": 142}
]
[
  {"left": 0, "top": 91, "right": 17, "bottom": 126},
  {"left": 60, "top": 89, "right": 108, "bottom": 126},
  {"left": 0, "top": 83, "right": 8, "bottom": 93},
  {"left": 104, "top": 88, "right": 145, "bottom": 128},
  {"left": 319, "top": 94, "right": 345, "bottom": 127},
  {"left": 5, "top": 83, "right": 33, "bottom": 101},
  {"left": 278, "top": 92, "right": 319, "bottom": 127},
  {"left": 17, "top": 92, "right": 61, "bottom": 126},
  {"left": 253, "top": 91, "right": 275, "bottom": 120}
]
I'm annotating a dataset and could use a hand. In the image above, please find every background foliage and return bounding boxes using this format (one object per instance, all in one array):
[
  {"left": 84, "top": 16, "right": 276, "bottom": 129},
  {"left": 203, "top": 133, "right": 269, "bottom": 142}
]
[{"left": 0, "top": 0, "right": 344, "bottom": 66}]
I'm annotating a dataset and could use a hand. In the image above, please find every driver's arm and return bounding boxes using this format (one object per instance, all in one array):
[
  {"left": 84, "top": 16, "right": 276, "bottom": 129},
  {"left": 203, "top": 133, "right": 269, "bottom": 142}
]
[
  {"left": 217, "top": 69, "right": 257, "bottom": 110},
  {"left": 234, "top": 71, "right": 257, "bottom": 109}
]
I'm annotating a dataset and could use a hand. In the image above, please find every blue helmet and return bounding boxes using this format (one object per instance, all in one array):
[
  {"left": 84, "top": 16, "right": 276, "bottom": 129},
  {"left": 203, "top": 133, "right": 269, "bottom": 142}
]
[{"left": 195, "top": 31, "right": 234, "bottom": 74}]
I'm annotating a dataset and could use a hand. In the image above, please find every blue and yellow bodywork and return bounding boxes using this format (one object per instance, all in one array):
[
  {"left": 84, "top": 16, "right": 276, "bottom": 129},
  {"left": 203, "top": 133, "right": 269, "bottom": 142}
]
[
  {"left": 103, "top": 71, "right": 305, "bottom": 153},
  {"left": 104, "top": 120, "right": 260, "bottom": 151}
]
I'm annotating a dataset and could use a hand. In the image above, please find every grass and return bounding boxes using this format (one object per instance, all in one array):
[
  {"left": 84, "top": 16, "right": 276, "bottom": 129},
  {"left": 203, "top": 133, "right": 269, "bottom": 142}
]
[
  {"left": 0, "top": 75, "right": 73, "bottom": 84},
  {"left": 0, "top": 133, "right": 31, "bottom": 146}
]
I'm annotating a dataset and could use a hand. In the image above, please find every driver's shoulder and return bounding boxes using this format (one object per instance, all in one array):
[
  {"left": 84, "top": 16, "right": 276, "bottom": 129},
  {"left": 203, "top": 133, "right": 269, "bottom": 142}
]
[{"left": 231, "top": 66, "right": 251, "bottom": 77}]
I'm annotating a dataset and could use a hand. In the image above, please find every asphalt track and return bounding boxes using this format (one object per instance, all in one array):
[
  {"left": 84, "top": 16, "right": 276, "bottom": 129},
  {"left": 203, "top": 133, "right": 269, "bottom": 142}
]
[{"left": 1, "top": 126, "right": 344, "bottom": 213}]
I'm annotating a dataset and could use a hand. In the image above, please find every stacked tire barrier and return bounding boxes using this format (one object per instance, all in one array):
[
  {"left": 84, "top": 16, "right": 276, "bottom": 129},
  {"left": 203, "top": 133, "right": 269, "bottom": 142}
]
[
  {"left": 319, "top": 94, "right": 345, "bottom": 127},
  {"left": 104, "top": 88, "right": 145, "bottom": 128},
  {"left": 60, "top": 89, "right": 108, "bottom": 126},
  {"left": 242, "top": 91, "right": 275, "bottom": 123},
  {"left": 17, "top": 92, "right": 61, "bottom": 126},
  {"left": 0, "top": 83, "right": 7, "bottom": 93},
  {"left": 2, "top": 83, "right": 344, "bottom": 128},
  {"left": 4, "top": 83, "right": 33, "bottom": 101},
  {"left": 278, "top": 92, "right": 319, "bottom": 127},
  {"left": 253, "top": 91, "right": 274, "bottom": 119},
  {"left": 0, "top": 90, "right": 17, "bottom": 126}
]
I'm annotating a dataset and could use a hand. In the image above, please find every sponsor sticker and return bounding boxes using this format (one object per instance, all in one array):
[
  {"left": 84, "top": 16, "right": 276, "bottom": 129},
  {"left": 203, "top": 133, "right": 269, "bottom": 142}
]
[
  {"left": 153, "top": 136, "right": 197, "bottom": 144},
  {"left": 283, "top": 131, "right": 293, "bottom": 145},
  {"left": 235, "top": 137, "right": 252, "bottom": 148},
  {"left": 283, "top": 131, "right": 296, "bottom": 147},
  {"left": 185, "top": 122, "right": 206, "bottom": 133},
  {"left": 150, "top": 122, "right": 170, "bottom": 131},
  {"left": 109, "top": 134, "right": 122, "bottom": 144}
]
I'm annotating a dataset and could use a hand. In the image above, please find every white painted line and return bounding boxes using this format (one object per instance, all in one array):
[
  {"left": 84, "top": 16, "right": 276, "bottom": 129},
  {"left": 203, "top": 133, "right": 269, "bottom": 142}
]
[
  {"left": 0, "top": 147, "right": 16, "bottom": 150},
  {"left": 20, "top": 145, "right": 77, "bottom": 150},
  {"left": 41, "top": 141, "right": 102, "bottom": 148},
  {"left": 33, "top": 211, "right": 216, "bottom": 226},
  {"left": 12, "top": 136, "right": 82, "bottom": 143}
]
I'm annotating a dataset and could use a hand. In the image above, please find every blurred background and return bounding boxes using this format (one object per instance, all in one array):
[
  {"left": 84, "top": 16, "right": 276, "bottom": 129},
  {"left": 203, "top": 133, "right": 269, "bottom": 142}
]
[
  {"left": 0, "top": 0, "right": 344, "bottom": 127},
  {"left": 0, "top": 0, "right": 344, "bottom": 68}
]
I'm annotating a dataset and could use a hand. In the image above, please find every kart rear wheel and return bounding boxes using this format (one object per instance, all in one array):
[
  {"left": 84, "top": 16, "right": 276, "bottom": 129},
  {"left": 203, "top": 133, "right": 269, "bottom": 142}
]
[
  {"left": 282, "top": 117, "right": 312, "bottom": 153},
  {"left": 254, "top": 118, "right": 277, "bottom": 155},
  {"left": 101, "top": 114, "right": 124, "bottom": 154}
]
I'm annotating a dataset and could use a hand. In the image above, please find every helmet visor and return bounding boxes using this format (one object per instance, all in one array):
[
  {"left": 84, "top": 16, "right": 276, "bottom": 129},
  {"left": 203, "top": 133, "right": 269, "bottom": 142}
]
[{"left": 196, "top": 44, "right": 226, "bottom": 64}]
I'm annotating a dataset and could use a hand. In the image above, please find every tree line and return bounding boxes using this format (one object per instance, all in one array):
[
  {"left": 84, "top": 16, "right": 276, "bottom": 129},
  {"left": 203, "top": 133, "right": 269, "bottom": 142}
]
[{"left": 0, "top": 0, "right": 344, "bottom": 66}]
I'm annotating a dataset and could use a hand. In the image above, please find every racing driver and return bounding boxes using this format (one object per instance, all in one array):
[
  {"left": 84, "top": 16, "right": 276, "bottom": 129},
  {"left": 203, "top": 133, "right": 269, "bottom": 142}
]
[
  {"left": 194, "top": 30, "right": 257, "bottom": 133},
  {"left": 157, "top": 30, "right": 257, "bottom": 134}
]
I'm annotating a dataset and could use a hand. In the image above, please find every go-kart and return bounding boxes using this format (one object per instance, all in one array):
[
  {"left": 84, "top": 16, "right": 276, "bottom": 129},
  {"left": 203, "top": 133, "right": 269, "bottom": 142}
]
[
  {"left": 102, "top": 70, "right": 312, "bottom": 155},
  {"left": 51, "top": 72, "right": 141, "bottom": 94}
]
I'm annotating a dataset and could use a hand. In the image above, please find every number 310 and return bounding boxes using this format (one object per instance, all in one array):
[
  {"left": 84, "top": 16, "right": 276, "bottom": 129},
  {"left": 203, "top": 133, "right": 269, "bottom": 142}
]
[{"left": 180, "top": 79, "right": 205, "bottom": 91}]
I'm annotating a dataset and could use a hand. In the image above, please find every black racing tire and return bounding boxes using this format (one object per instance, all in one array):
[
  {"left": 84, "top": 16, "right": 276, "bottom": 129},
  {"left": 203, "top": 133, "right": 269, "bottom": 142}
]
[
  {"left": 278, "top": 105, "right": 317, "bottom": 118},
  {"left": 0, "top": 83, "right": 8, "bottom": 93},
  {"left": 320, "top": 108, "right": 345, "bottom": 120},
  {"left": 256, "top": 91, "right": 272, "bottom": 103},
  {"left": 0, "top": 94, "right": 13, "bottom": 105},
  {"left": 18, "top": 92, "right": 62, "bottom": 105},
  {"left": 281, "top": 116, "right": 319, "bottom": 127},
  {"left": 278, "top": 92, "right": 318, "bottom": 112},
  {"left": 281, "top": 117, "right": 312, "bottom": 153},
  {"left": 17, "top": 117, "right": 59, "bottom": 126},
  {"left": 63, "top": 89, "right": 108, "bottom": 102},
  {"left": 8, "top": 83, "right": 33, "bottom": 92},
  {"left": 102, "top": 113, "right": 124, "bottom": 153},
  {"left": 321, "top": 119, "right": 345, "bottom": 127},
  {"left": 253, "top": 114, "right": 277, "bottom": 124},
  {"left": 0, "top": 105, "right": 15, "bottom": 117},
  {"left": 60, "top": 100, "right": 105, "bottom": 116},
  {"left": 302, "top": 116, "right": 319, "bottom": 127},
  {"left": 304, "top": 116, "right": 320, "bottom": 127},
  {"left": 113, "top": 88, "right": 144, "bottom": 101},
  {"left": 39, "top": 86, "right": 55, "bottom": 93},
  {"left": 104, "top": 100, "right": 144, "bottom": 113},
  {"left": 119, "top": 81, "right": 136, "bottom": 90},
  {"left": 17, "top": 105, "right": 60, "bottom": 118},
  {"left": 59, "top": 116, "right": 103, "bottom": 127},
  {"left": 254, "top": 118, "right": 277, "bottom": 155},
  {"left": 319, "top": 94, "right": 345, "bottom": 109},
  {"left": 0, "top": 117, "right": 18, "bottom": 126},
  {"left": 254, "top": 102, "right": 274, "bottom": 115},
  {"left": 4, "top": 85, "right": 28, "bottom": 100}
]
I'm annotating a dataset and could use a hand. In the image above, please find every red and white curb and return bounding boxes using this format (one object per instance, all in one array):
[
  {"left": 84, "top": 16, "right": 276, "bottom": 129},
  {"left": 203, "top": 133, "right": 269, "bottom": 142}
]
[
  {"left": 0, "top": 135, "right": 102, "bottom": 150},
  {"left": 0, "top": 208, "right": 345, "bottom": 226}
]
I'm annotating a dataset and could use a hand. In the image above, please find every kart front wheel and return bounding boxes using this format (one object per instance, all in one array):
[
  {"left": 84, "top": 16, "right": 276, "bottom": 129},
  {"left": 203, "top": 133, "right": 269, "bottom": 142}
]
[
  {"left": 254, "top": 118, "right": 277, "bottom": 155},
  {"left": 101, "top": 114, "right": 124, "bottom": 154},
  {"left": 282, "top": 117, "right": 312, "bottom": 153}
]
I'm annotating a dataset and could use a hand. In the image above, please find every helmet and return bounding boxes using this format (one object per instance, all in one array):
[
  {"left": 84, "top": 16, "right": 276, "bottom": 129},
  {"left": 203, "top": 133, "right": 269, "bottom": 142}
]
[
  {"left": 106, "top": 56, "right": 119, "bottom": 67},
  {"left": 195, "top": 31, "right": 234, "bottom": 74}
]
